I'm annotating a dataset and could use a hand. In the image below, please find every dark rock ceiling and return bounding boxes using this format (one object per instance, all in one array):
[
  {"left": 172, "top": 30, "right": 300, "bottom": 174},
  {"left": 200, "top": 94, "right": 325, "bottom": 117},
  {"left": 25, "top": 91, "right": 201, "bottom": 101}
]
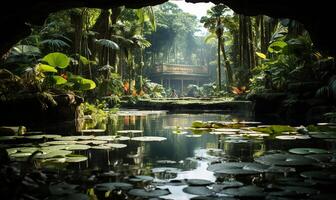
[{"left": 1, "top": 0, "right": 335, "bottom": 56}]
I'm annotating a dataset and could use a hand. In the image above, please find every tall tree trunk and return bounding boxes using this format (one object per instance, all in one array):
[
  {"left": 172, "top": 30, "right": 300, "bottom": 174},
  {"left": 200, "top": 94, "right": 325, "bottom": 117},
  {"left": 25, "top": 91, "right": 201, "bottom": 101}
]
[
  {"left": 70, "top": 10, "right": 83, "bottom": 75},
  {"left": 260, "top": 16, "right": 267, "bottom": 54},
  {"left": 220, "top": 38, "right": 233, "bottom": 86}
]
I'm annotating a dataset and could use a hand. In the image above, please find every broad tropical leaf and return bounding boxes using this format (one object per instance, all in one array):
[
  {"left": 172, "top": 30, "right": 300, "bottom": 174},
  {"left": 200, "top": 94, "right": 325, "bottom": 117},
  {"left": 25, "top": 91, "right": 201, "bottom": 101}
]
[
  {"left": 256, "top": 52, "right": 266, "bottom": 59},
  {"left": 12, "top": 45, "right": 41, "bottom": 56},
  {"left": 268, "top": 41, "right": 287, "bottom": 53},
  {"left": 35, "top": 64, "right": 57, "bottom": 73},
  {"left": 52, "top": 75, "right": 67, "bottom": 85},
  {"left": 42, "top": 52, "right": 70, "bottom": 68},
  {"left": 95, "top": 39, "right": 120, "bottom": 50}
]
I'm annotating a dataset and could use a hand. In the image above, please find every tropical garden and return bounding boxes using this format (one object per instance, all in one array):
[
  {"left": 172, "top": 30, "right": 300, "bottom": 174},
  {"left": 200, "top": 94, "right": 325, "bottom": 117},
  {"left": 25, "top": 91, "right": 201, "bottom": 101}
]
[{"left": 0, "top": 1, "right": 336, "bottom": 200}]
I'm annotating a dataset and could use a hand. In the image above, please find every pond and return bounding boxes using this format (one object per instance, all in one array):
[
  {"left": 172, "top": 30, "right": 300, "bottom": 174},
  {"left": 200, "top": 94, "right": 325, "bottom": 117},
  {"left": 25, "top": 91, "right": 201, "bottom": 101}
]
[{"left": 1, "top": 110, "right": 336, "bottom": 200}]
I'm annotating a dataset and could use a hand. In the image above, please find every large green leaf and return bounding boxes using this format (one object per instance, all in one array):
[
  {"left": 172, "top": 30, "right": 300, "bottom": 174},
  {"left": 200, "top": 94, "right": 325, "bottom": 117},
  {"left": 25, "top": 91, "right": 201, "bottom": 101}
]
[
  {"left": 36, "top": 64, "right": 58, "bottom": 73},
  {"left": 268, "top": 41, "right": 287, "bottom": 54},
  {"left": 68, "top": 75, "right": 96, "bottom": 90},
  {"left": 95, "top": 39, "right": 120, "bottom": 50},
  {"left": 12, "top": 45, "right": 41, "bottom": 56},
  {"left": 42, "top": 52, "right": 70, "bottom": 69},
  {"left": 52, "top": 75, "right": 67, "bottom": 85}
]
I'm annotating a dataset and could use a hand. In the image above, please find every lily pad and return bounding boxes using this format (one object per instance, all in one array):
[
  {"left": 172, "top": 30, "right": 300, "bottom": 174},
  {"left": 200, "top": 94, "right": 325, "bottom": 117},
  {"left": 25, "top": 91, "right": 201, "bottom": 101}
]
[
  {"left": 207, "top": 162, "right": 261, "bottom": 175},
  {"left": 183, "top": 186, "right": 213, "bottom": 196},
  {"left": 35, "top": 149, "right": 73, "bottom": 159},
  {"left": 117, "top": 130, "right": 143, "bottom": 134},
  {"left": 64, "top": 155, "right": 88, "bottom": 163},
  {"left": 300, "top": 171, "right": 336, "bottom": 181},
  {"left": 214, "top": 128, "right": 240, "bottom": 132},
  {"left": 220, "top": 185, "right": 266, "bottom": 198},
  {"left": 95, "top": 182, "right": 133, "bottom": 191},
  {"left": 209, "top": 131, "right": 237, "bottom": 135},
  {"left": 81, "top": 129, "right": 105, "bottom": 133},
  {"left": 131, "top": 136, "right": 167, "bottom": 142},
  {"left": 275, "top": 135, "right": 310, "bottom": 140},
  {"left": 211, "top": 181, "right": 244, "bottom": 192},
  {"left": 186, "top": 179, "right": 213, "bottom": 186},
  {"left": 288, "top": 148, "right": 329, "bottom": 155},
  {"left": 305, "top": 154, "right": 334, "bottom": 162},
  {"left": 128, "top": 188, "right": 170, "bottom": 197},
  {"left": 186, "top": 134, "right": 202, "bottom": 138},
  {"left": 75, "top": 140, "right": 107, "bottom": 145},
  {"left": 105, "top": 143, "right": 127, "bottom": 149},
  {"left": 255, "top": 153, "right": 315, "bottom": 166},
  {"left": 309, "top": 132, "right": 336, "bottom": 139},
  {"left": 25, "top": 134, "right": 61, "bottom": 139}
]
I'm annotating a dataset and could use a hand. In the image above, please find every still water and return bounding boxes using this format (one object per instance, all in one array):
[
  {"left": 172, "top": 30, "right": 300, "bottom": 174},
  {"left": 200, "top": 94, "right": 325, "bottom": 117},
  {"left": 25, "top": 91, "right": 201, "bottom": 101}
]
[{"left": 4, "top": 110, "right": 335, "bottom": 199}]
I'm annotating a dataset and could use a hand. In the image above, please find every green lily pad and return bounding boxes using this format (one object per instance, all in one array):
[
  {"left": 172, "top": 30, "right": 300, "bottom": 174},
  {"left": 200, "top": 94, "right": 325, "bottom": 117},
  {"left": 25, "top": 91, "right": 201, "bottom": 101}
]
[
  {"left": 255, "top": 153, "right": 316, "bottom": 166},
  {"left": 75, "top": 140, "right": 107, "bottom": 145},
  {"left": 45, "top": 141, "right": 77, "bottom": 145},
  {"left": 183, "top": 186, "right": 213, "bottom": 196},
  {"left": 209, "top": 131, "right": 237, "bottom": 135},
  {"left": 309, "top": 132, "right": 336, "bottom": 139},
  {"left": 275, "top": 135, "right": 310, "bottom": 140},
  {"left": 81, "top": 129, "right": 106, "bottom": 134},
  {"left": 131, "top": 136, "right": 167, "bottom": 142},
  {"left": 95, "top": 182, "right": 133, "bottom": 191},
  {"left": 211, "top": 181, "right": 244, "bottom": 192},
  {"left": 172, "top": 130, "right": 188, "bottom": 134},
  {"left": 186, "top": 179, "right": 213, "bottom": 186},
  {"left": 128, "top": 188, "right": 171, "bottom": 198},
  {"left": 105, "top": 143, "right": 127, "bottom": 149},
  {"left": 186, "top": 134, "right": 202, "bottom": 138},
  {"left": 6, "top": 147, "right": 39, "bottom": 155},
  {"left": 220, "top": 185, "right": 266, "bottom": 197},
  {"left": 214, "top": 128, "right": 240, "bottom": 132},
  {"left": 25, "top": 134, "right": 62, "bottom": 139},
  {"left": 117, "top": 130, "right": 143, "bottom": 134},
  {"left": 35, "top": 149, "right": 73, "bottom": 159},
  {"left": 207, "top": 162, "right": 261, "bottom": 175},
  {"left": 289, "top": 148, "right": 329, "bottom": 155},
  {"left": 300, "top": 171, "right": 336, "bottom": 181},
  {"left": 64, "top": 154, "right": 88, "bottom": 163},
  {"left": 305, "top": 154, "right": 334, "bottom": 162}
]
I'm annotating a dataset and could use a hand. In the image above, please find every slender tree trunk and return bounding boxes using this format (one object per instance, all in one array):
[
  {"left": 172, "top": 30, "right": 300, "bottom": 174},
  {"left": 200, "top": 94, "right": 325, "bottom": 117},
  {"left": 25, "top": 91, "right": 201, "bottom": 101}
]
[{"left": 220, "top": 38, "right": 233, "bottom": 87}]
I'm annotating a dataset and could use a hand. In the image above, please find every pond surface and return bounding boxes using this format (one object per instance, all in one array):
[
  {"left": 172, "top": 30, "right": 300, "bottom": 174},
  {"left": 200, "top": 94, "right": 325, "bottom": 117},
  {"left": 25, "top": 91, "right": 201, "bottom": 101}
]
[{"left": 2, "top": 110, "right": 336, "bottom": 200}]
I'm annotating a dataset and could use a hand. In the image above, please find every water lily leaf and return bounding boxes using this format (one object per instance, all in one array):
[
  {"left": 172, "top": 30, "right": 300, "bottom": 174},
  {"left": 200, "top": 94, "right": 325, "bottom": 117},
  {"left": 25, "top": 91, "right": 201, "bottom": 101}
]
[
  {"left": 300, "top": 171, "right": 336, "bottom": 181},
  {"left": 117, "top": 130, "right": 143, "bottom": 134},
  {"left": 75, "top": 140, "right": 107, "bottom": 145},
  {"left": 220, "top": 185, "right": 265, "bottom": 197},
  {"left": 42, "top": 52, "right": 70, "bottom": 68},
  {"left": 207, "top": 162, "right": 261, "bottom": 175},
  {"left": 186, "top": 134, "right": 202, "bottom": 138},
  {"left": 186, "top": 179, "right": 213, "bottom": 186},
  {"left": 183, "top": 186, "right": 213, "bottom": 196},
  {"left": 288, "top": 148, "right": 329, "bottom": 155},
  {"left": 131, "top": 136, "right": 167, "bottom": 142},
  {"left": 81, "top": 129, "right": 106, "bottom": 134},
  {"left": 105, "top": 143, "right": 127, "bottom": 149},
  {"left": 95, "top": 182, "right": 133, "bottom": 191},
  {"left": 64, "top": 154, "right": 88, "bottom": 163},
  {"left": 128, "top": 188, "right": 170, "bottom": 198},
  {"left": 255, "top": 153, "right": 315, "bottom": 166}
]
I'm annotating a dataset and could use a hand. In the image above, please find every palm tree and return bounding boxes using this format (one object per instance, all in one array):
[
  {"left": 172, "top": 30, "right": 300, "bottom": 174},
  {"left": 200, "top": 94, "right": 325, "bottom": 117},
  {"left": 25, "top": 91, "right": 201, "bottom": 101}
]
[{"left": 201, "top": 4, "right": 233, "bottom": 91}]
